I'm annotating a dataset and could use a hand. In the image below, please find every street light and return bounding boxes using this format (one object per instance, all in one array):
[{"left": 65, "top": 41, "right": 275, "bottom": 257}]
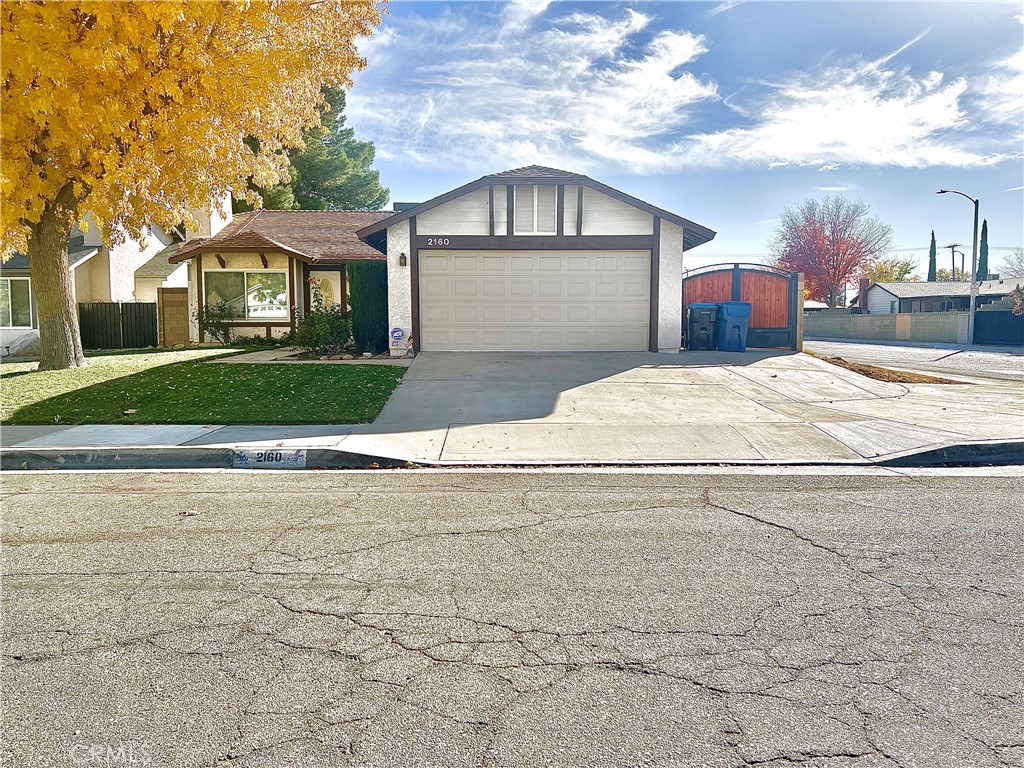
[{"left": 937, "top": 189, "right": 979, "bottom": 344}]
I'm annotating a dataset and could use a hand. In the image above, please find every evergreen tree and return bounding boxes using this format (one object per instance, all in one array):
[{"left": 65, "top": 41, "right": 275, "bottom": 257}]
[
  {"left": 238, "top": 88, "right": 389, "bottom": 212},
  {"left": 927, "top": 230, "right": 937, "bottom": 281},
  {"left": 976, "top": 219, "right": 989, "bottom": 281}
]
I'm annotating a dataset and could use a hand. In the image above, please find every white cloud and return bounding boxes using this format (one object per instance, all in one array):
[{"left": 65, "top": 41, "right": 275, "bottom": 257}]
[
  {"left": 707, "top": 0, "right": 746, "bottom": 17},
  {"left": 977, "top": 48, "right": 1024, "bottom": 127},
  {"left": 814, "top": 185, "right": 854, "bottom": 192},
  {"left": 348, "top": 7, "right": 717, "bottom": 173},
  {"left": 817, "top": 163, "right": 841, "bottom": 172}
]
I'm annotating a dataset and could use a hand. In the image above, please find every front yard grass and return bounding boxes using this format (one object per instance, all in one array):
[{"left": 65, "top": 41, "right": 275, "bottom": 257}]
[{"left": 1, "top": 348, "right": 405, "bottom": 425}]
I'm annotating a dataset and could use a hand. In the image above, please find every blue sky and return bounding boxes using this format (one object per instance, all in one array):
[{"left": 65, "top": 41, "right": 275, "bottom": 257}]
[{"left": 346, "top": 1, "right": 1023, "bottom": 275}]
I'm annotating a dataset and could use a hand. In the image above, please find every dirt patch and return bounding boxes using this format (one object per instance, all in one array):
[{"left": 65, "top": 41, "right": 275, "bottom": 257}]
[{"left": 812, "top": 354, "right": 967, "bottom": 385}]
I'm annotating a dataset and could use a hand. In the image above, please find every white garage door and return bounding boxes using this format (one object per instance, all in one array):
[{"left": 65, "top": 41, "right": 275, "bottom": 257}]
[{"left": 419, "top": 250, "right": 650, "bottom": 351}]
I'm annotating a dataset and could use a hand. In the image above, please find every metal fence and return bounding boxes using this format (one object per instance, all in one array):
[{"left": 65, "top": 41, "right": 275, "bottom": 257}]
[
  {"left": 974, "top": 311, "right": 1024, "bottom": 346},
  {"left": 78, "top": 302, "right": 158, "bottom": 350}
]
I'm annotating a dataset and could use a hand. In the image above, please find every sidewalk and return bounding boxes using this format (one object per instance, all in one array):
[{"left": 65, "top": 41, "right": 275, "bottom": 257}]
[{"left": 2, "top": 350, "right": 1021, "bottom": 470}]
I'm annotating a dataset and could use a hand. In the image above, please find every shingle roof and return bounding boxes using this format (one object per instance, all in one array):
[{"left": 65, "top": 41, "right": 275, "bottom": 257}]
[
  {"left": 135, "top": 242, "right": 184, "bottom": 279},
  {"left": 488, "top": 166, "right": 580, "bottom": 178},
  {"left": 870, "top": 280, "right": 1024, "bottom": 299},
  {"left": 2, "top": 236, "right": 100, "bottom": 272},
  {"left": 170, "top": 209, "right": 391, "bottom": 264}
]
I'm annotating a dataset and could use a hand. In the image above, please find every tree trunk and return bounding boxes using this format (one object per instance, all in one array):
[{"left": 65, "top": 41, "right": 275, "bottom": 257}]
[{"left": 28, "top": 187, "right": 87, "bottom": 370}]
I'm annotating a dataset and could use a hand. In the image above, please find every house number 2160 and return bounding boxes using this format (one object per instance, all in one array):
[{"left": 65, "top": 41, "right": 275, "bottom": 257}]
[{"left": 426, "top": 238, "right": 450, "bottom": 246}]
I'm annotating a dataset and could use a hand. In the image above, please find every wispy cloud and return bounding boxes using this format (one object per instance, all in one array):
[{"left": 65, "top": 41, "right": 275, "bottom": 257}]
[
  {"left": 707, "top": 0, "right": 746, "bottom": 17},
  {"left": 350, "top": 14, "right": 1017, "bottom": 174},
  {"left": 349, "top": 7, "right": 716, "bottom": 172}
]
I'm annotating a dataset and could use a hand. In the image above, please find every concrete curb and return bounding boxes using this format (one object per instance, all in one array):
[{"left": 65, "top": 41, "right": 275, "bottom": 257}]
[
  {"left": 0, "top": 447, "right": 412, "bottom": 472},
  {"left": 2, "top": 440, "right": 1020, "bottom": 471}
]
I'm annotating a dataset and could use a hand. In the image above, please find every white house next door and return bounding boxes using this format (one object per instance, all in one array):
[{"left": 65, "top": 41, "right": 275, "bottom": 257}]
[{"left": 418, "top": 250, "right": 650, "bottom": 352}]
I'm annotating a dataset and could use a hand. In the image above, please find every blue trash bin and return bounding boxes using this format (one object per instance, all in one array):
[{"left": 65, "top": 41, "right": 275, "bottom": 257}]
[{"left": 716, "top": 301, "right": 752, "bottom": 352}]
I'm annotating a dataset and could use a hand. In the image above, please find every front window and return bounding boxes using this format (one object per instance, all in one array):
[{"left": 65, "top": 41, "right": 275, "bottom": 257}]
[
  {"left": 1, "top": 277, "right": 32, "bottom": 328},
  {"left": 204, "top": 270, "right": 288, "bottom": 319},
  {"left": 514, "top": 184, "right": 557, "bottom": 235}
]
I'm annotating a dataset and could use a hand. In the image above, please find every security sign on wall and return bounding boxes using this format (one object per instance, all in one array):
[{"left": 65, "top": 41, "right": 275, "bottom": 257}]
[{"left": 390, "top": 327, "right": 405, "bottom": 342}]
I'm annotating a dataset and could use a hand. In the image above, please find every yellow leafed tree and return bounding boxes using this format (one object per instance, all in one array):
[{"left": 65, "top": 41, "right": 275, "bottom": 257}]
[{"left": 0, "top": 0, "right": 382, "bottom": 369}]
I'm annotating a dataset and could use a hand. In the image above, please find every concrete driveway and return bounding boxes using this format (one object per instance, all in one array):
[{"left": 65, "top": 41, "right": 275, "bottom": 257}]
[{"left": 341, "top": 351, "right": 1023, "bottom": 464}]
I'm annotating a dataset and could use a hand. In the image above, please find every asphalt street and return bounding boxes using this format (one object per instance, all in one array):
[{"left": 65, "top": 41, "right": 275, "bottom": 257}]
[
  {"left": 805, "top": 340, "right": 1024, "bottom": 383},
  {"left": 3, "top": 469, "right": 1023, "bottom": 768}
]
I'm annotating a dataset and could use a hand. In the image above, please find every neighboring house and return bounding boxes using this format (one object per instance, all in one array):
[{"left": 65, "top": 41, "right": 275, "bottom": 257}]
[
  {"left": 854, "top": 280, "right": 1024, "bottom": 314},
  {"left": 168, "top": 209, "right": 391, "bottom": 341},
  {"left": 0, "top": 197, "right": 229, "bottom": 357},
  {"left": 356, "top": 166, "right": 716, "bottom": 353}
]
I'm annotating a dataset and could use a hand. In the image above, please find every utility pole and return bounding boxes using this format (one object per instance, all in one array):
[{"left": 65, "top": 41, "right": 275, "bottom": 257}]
[
  {"left": 937, "top": 189, "right": 980, "bottom": 343},
  {"left": 944, "top": 243, "right": 962, "bottom": 279}
]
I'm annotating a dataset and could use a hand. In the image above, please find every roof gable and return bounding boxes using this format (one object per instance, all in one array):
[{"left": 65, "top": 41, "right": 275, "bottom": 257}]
[
  {"left": 356, "top": 168, "right": 716, "bottom": 251},
  {"left": 170, "top": 209, "right": 391, "bottom": 264}
]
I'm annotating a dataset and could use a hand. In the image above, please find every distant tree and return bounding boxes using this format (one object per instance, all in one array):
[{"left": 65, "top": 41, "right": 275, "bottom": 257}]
[
  {"left": 866, "top": 256, "right": 919, "bottom": 283},
  {"left": 769, "top": 196, "right": 893, "bottom": 308},
  {"left": 927, "top": 231, "right": 937, "bottom": 281},
  {"left": 237, "top": 88, "right": 389, "bottom": 212},
  {"left": 935, "top": 267, "right": 969, "bottom": 282},
  {"left": 976, "top": 220, "right": 989, "bottom": 281},
  {"left": 999, "top": 248, "right": 1024, "bottom": 278}
]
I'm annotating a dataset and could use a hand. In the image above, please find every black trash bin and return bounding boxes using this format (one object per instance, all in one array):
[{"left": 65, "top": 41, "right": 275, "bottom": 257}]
[
  {"left": 685, "top": 303, "right": 719, "bottom": 350},
  {"left": 715, "top": 301, "right": 752, "bottom": 352}
]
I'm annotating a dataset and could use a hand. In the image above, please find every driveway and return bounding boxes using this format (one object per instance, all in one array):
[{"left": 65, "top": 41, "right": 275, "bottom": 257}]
[{"left": 341, "top": 351, "right": 1023, "bottom": 464}]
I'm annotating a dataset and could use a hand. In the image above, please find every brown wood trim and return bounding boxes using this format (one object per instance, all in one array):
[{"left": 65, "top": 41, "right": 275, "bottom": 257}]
[
  {"left": 260, "top": 253, "right": 269, "bottom": 269},
  {"left": 576, "top": 185, "right": 584, "bottom": 236},
  {"left": 341, "top": 263, "right": 348, "bottom": 311},
  {"left": 288, "top": 257, "right": 297, "bottom": 331},
  {"left": 506, "top": 185, "right": 515, "bottom": 237},
  {"left": 488, "top": 185, "right": 495, "bottom": 237},
  {"left": 196, "top": 254, "right": 204, "bottom": 343},
  {"left": 556, "top": 185, "right": 564, "bottom": 237},
  {"left": 412, "top": 234, "right": 655, "bottom": 251},
  {"left": 410, "top": 216, "right": 420, "bottom": 354},
  {"left": 265, "top": 325, "right": 272, "bottom": 338},
  {"left": 649, "top": 217, "right": 661, "bottom": 352},
  {"left": 302, "top": 262, "right": 311, "bottom": 314},
  {"left": 219, "top": 321, "right": 292, "bottom": 327}
]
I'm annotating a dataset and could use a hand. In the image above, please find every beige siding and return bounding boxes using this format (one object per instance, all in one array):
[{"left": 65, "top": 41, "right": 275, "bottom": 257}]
[
  {"left": 563, "top": 185, "right": 578, "bottom": 234},
  {"left": 416, "top": 188, "right": 491, "bottom": 235},
  {"left": 866, "top": 287, "right": 898, "bottom": 314},
  {"left": 581, "top": 188, "right": 654, "bottom": 236},
  {"left": 493, "top": 185, "right": 507, "bottom": 236}
]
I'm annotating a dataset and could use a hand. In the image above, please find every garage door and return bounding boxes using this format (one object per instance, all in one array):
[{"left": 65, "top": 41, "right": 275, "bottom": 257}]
[{"left": 419, "top": 250, "right": 650, "bottom": 351}]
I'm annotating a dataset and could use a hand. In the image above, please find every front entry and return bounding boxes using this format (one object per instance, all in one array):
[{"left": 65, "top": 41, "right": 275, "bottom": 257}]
[{"left": 418, "top": 249, "right": 651, "bottom": 351}]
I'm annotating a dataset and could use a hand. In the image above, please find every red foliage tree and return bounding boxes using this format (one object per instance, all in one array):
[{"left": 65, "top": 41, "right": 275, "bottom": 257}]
[{"left": 769, "top": 196, "right": 893, "bottom": 308}]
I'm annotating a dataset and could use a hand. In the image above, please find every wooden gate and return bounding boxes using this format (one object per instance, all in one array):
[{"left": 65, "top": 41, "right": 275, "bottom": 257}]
[{"left": 682, "top": 264, "right": 803, "bottom": 350}]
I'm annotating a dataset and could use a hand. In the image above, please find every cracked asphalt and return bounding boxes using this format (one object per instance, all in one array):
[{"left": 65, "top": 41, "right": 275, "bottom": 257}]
[{"left": 2, "top": 468, "right": 1023, "bottom": 768}]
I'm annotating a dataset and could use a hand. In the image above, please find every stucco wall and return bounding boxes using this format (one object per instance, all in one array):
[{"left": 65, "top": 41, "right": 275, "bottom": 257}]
[
  {"left": 805, "top": 311, "right": 968, "bottom": 344},
  {"left": 657, "top": 220, "right": 684, "bottom": 351},
  {"left": 386, "top": 220, "right": 413, "bottom": 356}
]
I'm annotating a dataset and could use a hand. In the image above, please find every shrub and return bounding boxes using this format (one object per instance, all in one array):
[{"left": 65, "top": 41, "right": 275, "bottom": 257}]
[
  {"left": 193, "top": 301, "right": 235, "bottom": 345},
  {"left": 348, "top": 260, "right": 388, "bottom": 353},
  {"left": 295, "top": 277, "right": 352, "bottom": 355}
]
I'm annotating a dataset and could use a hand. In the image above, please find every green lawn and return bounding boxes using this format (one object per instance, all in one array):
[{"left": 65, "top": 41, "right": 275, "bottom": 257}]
[{"left": 1, "top": 349, "right": 405, "bottom": 425}]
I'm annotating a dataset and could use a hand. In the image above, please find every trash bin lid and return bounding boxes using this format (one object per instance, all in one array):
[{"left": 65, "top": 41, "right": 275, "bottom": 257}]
[{"left": 718, "top": 301, "right": 752, "bottom": 318}]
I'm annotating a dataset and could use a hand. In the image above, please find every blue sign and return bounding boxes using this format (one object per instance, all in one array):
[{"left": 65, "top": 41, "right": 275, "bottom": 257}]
[{"left": 390, "top": 327, "right": 405, "bottom": 341}]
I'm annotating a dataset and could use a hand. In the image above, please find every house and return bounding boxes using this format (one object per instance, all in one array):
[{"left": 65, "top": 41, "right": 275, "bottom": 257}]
[
  {"left": 355, "top": 166, "right": 716, "bottom": 353},
  {"left": 167, "top": 209, "right": 392, "bottom": 342},
  {"left": 0, "top": 196, "right": 232, "bottom": 356},
  {"left": 855, "top": 279, "right": 1024, "bottom": 314}
]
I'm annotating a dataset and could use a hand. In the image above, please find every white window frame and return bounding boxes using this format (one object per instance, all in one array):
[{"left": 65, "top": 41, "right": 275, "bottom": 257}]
[
  {"left": 1, "top": 276, "right": 33, "bottom": 329},
  {"left": 513, "top": 185, "right": 557, "bottom": 236},
  {"left": 202, "top": 268, "right": 289, "bottom": 321}
]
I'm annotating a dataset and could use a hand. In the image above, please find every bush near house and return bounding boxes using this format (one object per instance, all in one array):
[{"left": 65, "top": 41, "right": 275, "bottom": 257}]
[
  {"left": 295, "top": 277, "right": 353, "bottom": 356},
  {"left": 348, "top": 260, "right": 388, "bottom": 353}
]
